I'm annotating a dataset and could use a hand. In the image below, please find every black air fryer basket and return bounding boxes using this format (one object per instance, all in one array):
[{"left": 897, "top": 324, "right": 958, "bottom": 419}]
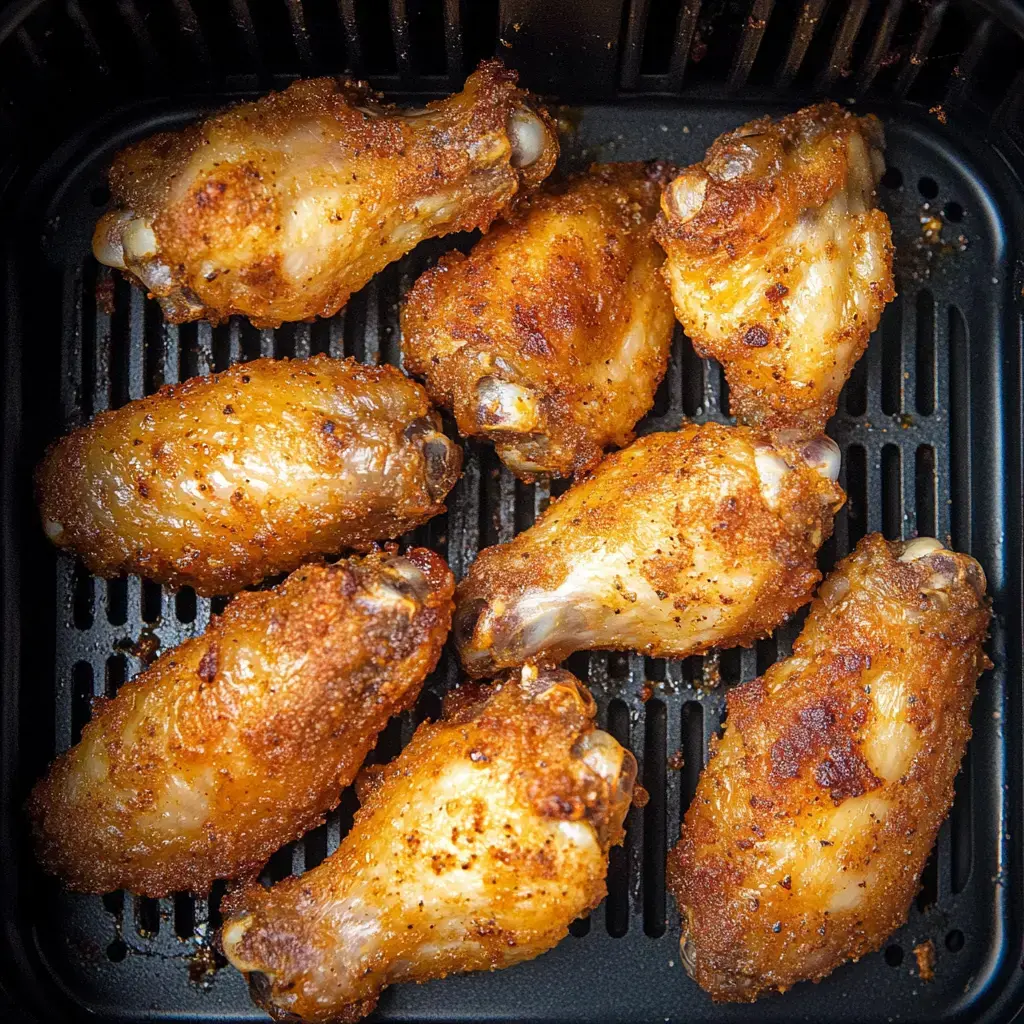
[{"left": 1, "top": 1, "right": 1022, "bottom": 1021}]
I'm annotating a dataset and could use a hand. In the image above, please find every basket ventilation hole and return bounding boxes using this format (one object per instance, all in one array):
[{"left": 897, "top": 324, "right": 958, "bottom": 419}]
[
  {"left": 90, "top": 185, "right": 111, "bottom": 207},
  {"left": 880, "top": 166, "right": 903, "bottom": 189},
  {"left": 884, "top": 944, "right": 904, "bottom": 967},
  {"left": 943, "top": 201, "right": 964, "bottom": 222},
  {"left": 946, "top": 929, "right": 965, "bottom": 952},
  {"left": 918, "top": 177, "right": 939, "bottom": 199},
  {"left": 106, "top": 938, "right": 128, "bottom": 962}
]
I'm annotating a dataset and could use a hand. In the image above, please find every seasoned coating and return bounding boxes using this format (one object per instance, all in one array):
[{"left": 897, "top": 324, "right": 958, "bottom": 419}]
[
  {"left": 454, "top": 422, "right": 844, "bottom": 677},
  {"left": 222, "top": 664, "right": 635, "bottom": 1023},
  {"left": 401, "top": 162, "right": 677, "bottom": 479},
  {"left": 655, "top": 103, "right": 895, "bottom": 432},
  {"left": 35, "top": 355, "right": 462, "bottom": 596},
  {"left": 92, "top": 60, "right": 558, "bottom": 327},
  {"left": 668, "top": 534, "right": 990, "bottom": 1002},
  {"left": 28, "top": 549, "right": 454, "bottom": 897}
]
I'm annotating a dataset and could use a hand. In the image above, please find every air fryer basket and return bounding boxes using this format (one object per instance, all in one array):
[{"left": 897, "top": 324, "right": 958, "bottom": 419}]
[{"left": 0, "top": 1, "right": 1022, "bottom": 1022}]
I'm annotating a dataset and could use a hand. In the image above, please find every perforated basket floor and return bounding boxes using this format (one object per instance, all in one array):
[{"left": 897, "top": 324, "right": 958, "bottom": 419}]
[{"left": 1, "top": 96, "right": 1022, "bottom": 1024}]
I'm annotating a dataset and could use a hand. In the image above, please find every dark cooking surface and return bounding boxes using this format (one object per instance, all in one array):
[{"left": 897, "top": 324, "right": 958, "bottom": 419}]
[{"left": 1, "top": 3, "right": 1022, "bottom": 1024}]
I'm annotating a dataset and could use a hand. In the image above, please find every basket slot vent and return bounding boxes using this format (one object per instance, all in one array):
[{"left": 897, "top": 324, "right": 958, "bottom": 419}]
[
  {"left": 106, "top": 654, "right": 127, "bottom": 697},
  {"left": 814, "top": 0, "right": 870, "bottom": 92},
  {"left": 285, "top": 0, "right": 314, "bottom": 70},
  {"left": 643, "top": 698, "right": 668, "bottom": 937},
  {"left": 114, "top": 0, "right": 164, "bottom": 79},
  {"left": 949, "top": 744, "right": 973, "bottom": 893},
  {"left": 948, "top": 304, "right": 971, "bottom": 552},
  {"left": 727, "top": 0, "right": 774, "bottom": 91},
  {"left": 225, "top": 0, "right": 263, "bottom": 72},
  {"left": 774, "top": 0, "right": 826, "bottom": 87},
  {"left": 880, "top": 285, "right": 904, "bottom": 416},
  {"left": 915, "top": 445, "right": 937, "bottom": 537},
  {"left": 65, "top": 0, "right": 110, "bottom": 76},
  {"left": 603, "top": 694, "right": 631, "bottom": 938},
  {"left": 915, "top": 289, "right": 936, "bottom": 415},
  {"left": 893, "top": 0, "right": 948, "bottom": 99},
  {"left": 854, "top": 0, "right": 905, "bottom": 96},
  {"left": 70, "top": 661, "right": 94, "bottom": 746},
  {"left": 388, "top": 0, "right": 414, "bottom": 78},
  {"left": 943, "top": 14, "right": 991, "bottom": 112},
  {"left": 881, "top": 443, "right": 902, "bottom": 540}
]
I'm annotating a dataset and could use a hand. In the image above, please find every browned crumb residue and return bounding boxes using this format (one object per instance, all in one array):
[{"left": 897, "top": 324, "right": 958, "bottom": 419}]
[{"left": 914, "top": 940, "right": 936, "bottom": 982}]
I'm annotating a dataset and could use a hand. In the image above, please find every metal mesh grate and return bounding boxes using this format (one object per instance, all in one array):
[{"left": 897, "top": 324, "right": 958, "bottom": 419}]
[{"left": 9, "top": 99, "right": 1015, "bottom": 1022}]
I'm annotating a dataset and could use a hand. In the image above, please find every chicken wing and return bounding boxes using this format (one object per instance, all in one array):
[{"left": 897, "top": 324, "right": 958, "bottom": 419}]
[
  {"left": 221, "top": 664, "right": 635, "bottom": 1023},
  {"left": 36, "top": 355, "right": 461, "bottom": 595},
  {"left": 668, "top": 534, "right": 990, "bottom": 1002},
  {"left": 92, "top": 60, "right": 558, "bottom": 327},
  {"left": 401, "top": 162, "right": 677, "bottom": 479},
  {"left": 454, "top": 422, "right": 844, "bottom": 677},
  {"left": 28, "top": 548, "right": 454, "bottom": 897},
  {"left": 655, "top": 103, "right": 895, "bottom": 432}
]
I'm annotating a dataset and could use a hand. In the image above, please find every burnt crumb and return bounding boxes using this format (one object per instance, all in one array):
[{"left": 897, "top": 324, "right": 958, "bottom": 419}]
[
  {"left": 743, "top": 324, "right": 770, "bottom": 348},
  {"left": 764, "top": 282, "right": 789, "bottom": 303},
  {"left": 197, "top": 646, "right": 218, "bottom": 683},
  {"left": 223, "top": 405, "right": 234, "bottom": 415},
  {"left": 131, "top": 630, "right": 161, "bottom": 664},
  {"left": 632, "top": 784, "right": 650, "bottom": 809},
  {"left": 914, "top": 939, "right": 936, "bottom": 982}
]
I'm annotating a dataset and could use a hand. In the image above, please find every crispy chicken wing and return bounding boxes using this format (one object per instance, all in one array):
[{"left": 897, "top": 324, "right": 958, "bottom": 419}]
[
  {"left": 36, "top": 355, "right": 461, "bottom": 595},
  {"left": 668, "top": 534, "right": 990, "bottom": 1002},
  {"left": 454, "top": 422, "right": 844, "bottom": 677},
  {"left": 28, "top": 549, "right": 454, "bottom": 897},
  {"left": 401, "top": 162, "right": 677, "bottom": 479},
  {"left": 92, "top": 61, "right": 558, "bottom": 327},
  {"left": 655, "top": 103, "right": 895, "bottom": 431},
  {"left": 222, "top": 664, "right": 635, "bottom": 1023}
]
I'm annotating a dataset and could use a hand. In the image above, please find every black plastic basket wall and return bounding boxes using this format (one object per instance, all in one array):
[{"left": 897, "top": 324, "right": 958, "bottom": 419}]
[{"left": 0, "top": 2, "right": 1022, "bottom": 1023}]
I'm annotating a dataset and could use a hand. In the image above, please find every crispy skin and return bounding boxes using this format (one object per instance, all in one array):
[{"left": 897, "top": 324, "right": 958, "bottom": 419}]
[
  {"left": 92, "top": 61, "right": 558, "bottom": 327},
  {"left": 401, "top": 162, "right": 677, "bottom": 479},
  {"left": 668, "top": 534, "right": 990, "bottom": 1002},
  {"left": 28, "top": 549, "right": 454, "bottom": 897},
  {"left": 454, "top": 422, "right": 844, "bottom": 677},
  {"left": 655, "top": 103, "right": 895, "bottom": 431},
  {"left": 35, "top": 355, "right": 462, "bottom": 595},
  {"left": 222, "top": 665, "right": 636, "bottom": 1023}
]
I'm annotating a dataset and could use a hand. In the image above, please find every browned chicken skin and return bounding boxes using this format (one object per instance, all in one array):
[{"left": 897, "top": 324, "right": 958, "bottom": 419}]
[
  {"left": 35, "top": 355, "right": 461, "bottom": 596},
  {"left": 222, "top": 664, "right": 635, "bottom": 1023},
  {"left": 455, "top": 422, "right": 844, "bottom": 677},
  {"left": 28, "top": 548, "right": 454, "bottom": 897},
  {"left": 401, "top": 161, "right": 677, "bottom": 479},
  {"left": 668, "top": 534, "right": 990, "bottom": 1002},
  {"left": 92, "top": 60, "right": 558, "bottom": 327},
  {"left": 656, "top": 103, "right": 895, "bottom": 432}
]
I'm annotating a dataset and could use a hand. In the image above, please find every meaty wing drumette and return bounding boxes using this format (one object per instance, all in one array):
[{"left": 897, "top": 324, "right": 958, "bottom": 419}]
[
  {"left": 28, "top": 549, "right": 454, "bottom": 897},
  {"left": 656, "top": 103, "right": 895, "bottom": 431},
  {"left": 36, "top": 355, "right": 461, "bottom": 595},
  {"left": 92, "top": 60, "right": 558, "bottom": 327},
  {"left": 401, "top": 162, "right": 677, "bottom": 479},
  {"left": 222, "top": 664, "right": 636, "bottom": 1023},
  {"left": 669, "top": 534, "right": 990, "bottom": 1001},
  {"left": 455, "top": 422, "right": 844, "bottom": 677}
]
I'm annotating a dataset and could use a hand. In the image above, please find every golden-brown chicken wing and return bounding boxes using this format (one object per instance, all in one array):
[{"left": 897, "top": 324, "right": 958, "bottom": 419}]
[
  {"left": 221, "top": 664, "right": 635, "bottom": 1023},
  {"left": 36, "top": 355, "right": 461, "bottom": 595},
  {"left": 668, "top": 534, "right": 990, "bottom": 1002},
  {"left": 454, "top": 422, "right": 844, "bottom": 677},
  {"left": 655, "top": 104, "right": 895, "bottom": 431},
  {"left": 28, "top": 548, "right": 454, "bottom": 897},
  {"left": 401, "top": 162, "right": 677, "bottom": 479},
  {"left": 92, "top": 61, "right": 558, "bottom": 327}
]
